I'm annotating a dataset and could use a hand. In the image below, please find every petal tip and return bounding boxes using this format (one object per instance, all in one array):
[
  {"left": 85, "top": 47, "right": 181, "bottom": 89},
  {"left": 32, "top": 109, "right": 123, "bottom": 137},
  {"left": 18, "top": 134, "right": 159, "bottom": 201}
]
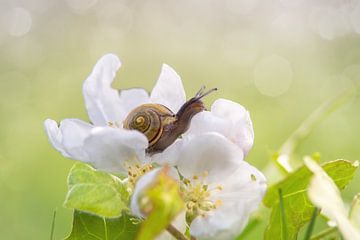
[{"left": 99, "top": 53, "right": 122, "bottom": 68}]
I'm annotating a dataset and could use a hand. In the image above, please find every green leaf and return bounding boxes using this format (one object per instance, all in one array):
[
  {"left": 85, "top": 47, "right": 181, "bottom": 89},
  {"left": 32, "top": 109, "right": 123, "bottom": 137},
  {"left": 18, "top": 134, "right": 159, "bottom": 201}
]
[
  {"left": 64, "top": 163, "right": 129, "bottom": 218},
  {"left": 264, "top": 159, "right": 358, "bottom": 240},
  {"left": 137, "top": 168, "right": 184, "bottom": 240},
  {"left": 66, "top": 210, "right": 139, "bottom": 240}
]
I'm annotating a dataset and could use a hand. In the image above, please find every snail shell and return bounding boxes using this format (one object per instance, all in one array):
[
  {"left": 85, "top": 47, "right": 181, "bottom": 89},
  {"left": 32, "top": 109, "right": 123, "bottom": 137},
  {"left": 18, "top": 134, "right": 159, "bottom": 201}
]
[
  {"left": 123, "top": 104, "right": 176, "bottom": 148},
  {"left": 123, "top": 86, "right": 217, "bottom": 154}
]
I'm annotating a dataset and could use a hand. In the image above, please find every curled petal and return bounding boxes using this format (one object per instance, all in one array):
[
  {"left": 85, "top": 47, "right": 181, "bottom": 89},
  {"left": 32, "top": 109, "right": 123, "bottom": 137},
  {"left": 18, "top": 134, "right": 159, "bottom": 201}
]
[
  {"left": 186, "top": 99, "right": 254, "bottom": 155},
  {"left": 83, "top": 54, "right": 123, "bottom": 126},
  {"left": 44, "top": 118, "right": 93, "bottom": 160},
  {"left": 175, "top": 133, "right": 243, "bottom": 183},
  {"left": 82, "top": 127, "right": 149, "bottom": 173},
  {"left": 151, "top": 64, "right": 186, "bottom": 113},
  {"left": 190, "top": 161, "right": 267, "bottom": 239}
]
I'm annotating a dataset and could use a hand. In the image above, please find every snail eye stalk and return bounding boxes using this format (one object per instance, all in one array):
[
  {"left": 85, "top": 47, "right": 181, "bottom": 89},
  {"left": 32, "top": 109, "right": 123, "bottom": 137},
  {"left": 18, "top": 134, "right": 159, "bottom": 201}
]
[{"left": 195, "top": 85, "right": 218, "bottom": 100}]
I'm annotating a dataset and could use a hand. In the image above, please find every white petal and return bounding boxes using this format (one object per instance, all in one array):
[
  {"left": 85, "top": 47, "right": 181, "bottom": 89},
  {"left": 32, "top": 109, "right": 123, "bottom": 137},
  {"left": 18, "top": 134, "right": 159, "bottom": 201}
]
[
  {"left": 150, "top": 64, "right": 186, "bottom": 113},
  {"left": 151, "top": 138, "right": 183, "bottom": 166},
  {"left": 191, "top": 204, "right": 247, "bottom": 240},
  {"left": 186, "top": 99, "right": 254, "bottom": 155},
  {"left": 44, "top": 119, "right": 70, "bottom": 157},
  {"left": 305, "top": 158, "right": 360, "bottom": 240},
  {"left": 350, "top": 194, "right": 360, "bottom": 230},
  {"left": 44, "top": 118, "right": 93, "bottom": 160},
  {"left": 118, "top": 88, "right": 150, "bottom": 123},
  {"left": 190, "top": 161, "right": 267, "bottom": 239},
  {"left": 176, "top": 133, "right": 243, "bottom": 183},
  {"left": 82, "top": 127, "right": 148, "bottom": 172},
  {"left": 83, "top": 54, "right": 123, "bottom": 126}
]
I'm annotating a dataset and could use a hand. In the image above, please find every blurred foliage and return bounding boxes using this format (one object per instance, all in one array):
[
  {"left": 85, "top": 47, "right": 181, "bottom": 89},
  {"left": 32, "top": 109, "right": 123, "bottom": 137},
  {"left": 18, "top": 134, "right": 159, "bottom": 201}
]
[
  {"left": 264, "top": 159, "right": 358, "bottom": 240},
  {"left": 136, "top": 168, "right": 184, "bottom": 240},
  {"left": 0, "top": 0, "right": 360, "bottom": 239}
]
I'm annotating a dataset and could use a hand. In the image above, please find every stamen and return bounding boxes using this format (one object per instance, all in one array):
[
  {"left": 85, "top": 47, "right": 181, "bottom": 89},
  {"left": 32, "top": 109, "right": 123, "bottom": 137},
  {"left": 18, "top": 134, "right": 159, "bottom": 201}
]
[
  {"left": 215, "top": 199, "right": 222, "bottom": 208},
  {"left": 251, "top": 174, "right": 257, "bottom": 181},
  {"left": 127, "top": 163, "right": 154, "bottom": 187},
  {"left": 182, "top": 174, "right": 222, "bottom": 219}
]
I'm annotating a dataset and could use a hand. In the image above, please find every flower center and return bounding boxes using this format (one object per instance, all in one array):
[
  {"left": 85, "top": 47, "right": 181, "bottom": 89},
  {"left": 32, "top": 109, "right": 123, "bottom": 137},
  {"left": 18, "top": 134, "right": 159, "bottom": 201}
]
[
  {"left": 127, "top": 163, "right": 154, "bottom": 186},
  {"left": 182, "top": 171, "right": 223, "bottom": 220}
]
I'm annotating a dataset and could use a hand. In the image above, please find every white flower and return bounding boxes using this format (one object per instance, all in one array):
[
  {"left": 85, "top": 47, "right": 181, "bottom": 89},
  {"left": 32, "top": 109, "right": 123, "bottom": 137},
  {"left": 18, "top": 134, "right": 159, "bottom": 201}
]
[
  {"left": 305, "top": 158, "right": 360, "bottom": 240},
  {"left": 131, "top": 132, "right": 267, "bottom": 240},
  {"left": 44, "top": 54, "right": 254, "bottom": 174},
  {"left": 184, "top": 98, "right": 254, "bottom": 156},
  {"left": 44, "top": 54, "right": 186, "bottom": 172}
]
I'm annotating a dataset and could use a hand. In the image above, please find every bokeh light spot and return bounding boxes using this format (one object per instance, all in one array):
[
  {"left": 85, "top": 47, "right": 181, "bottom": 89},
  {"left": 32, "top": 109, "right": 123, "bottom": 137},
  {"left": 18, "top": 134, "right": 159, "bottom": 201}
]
[
  {"left": 6, "top": 7, "right": 32, "bottom": 37},
  {"left": 253, "top": 55, "right": 293, "bottom": 97}
]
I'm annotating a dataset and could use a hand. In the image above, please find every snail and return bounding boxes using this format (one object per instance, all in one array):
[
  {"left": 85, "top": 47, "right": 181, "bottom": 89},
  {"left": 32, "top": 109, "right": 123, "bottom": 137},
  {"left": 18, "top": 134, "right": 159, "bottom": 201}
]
[{"left": 123, "top": 86, "right": 217, "bottom": 154}]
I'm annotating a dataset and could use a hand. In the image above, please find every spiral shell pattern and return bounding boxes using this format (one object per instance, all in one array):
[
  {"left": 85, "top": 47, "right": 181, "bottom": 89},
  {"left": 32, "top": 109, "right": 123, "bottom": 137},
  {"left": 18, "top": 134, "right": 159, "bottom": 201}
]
[{"left": 123, "top": 104, "right": 174, "bottom": 147}]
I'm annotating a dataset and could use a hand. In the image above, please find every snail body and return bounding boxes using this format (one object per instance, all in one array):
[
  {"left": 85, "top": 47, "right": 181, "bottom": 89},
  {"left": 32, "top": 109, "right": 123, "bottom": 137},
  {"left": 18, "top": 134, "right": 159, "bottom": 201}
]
[{"left": 123, "top": 86, "right": 217, "bottom": 154}]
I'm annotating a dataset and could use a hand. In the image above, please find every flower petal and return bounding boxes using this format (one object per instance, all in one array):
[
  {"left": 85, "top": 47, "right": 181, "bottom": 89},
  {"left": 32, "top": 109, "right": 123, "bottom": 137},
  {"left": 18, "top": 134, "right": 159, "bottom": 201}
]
[
  {"left": 175, "top": 133, "right": 243, "bottom": 183},
  {"left": 190, "top": 161, "right": 267, "bottom": 239},
  {"left": 44, "top": 118, "right": 93, "bottom": 160},
  {"left": 186, "top": 99, "right": 254, "bottom": 155},
  {"left": 83, "top": 54, "right": 123, "bottom": 126},
  {"left": 151, "top": 139, "right": 184, "bottom": 166},
  {"left": 82, "top": 127, "right": 149, "bottom": 173},
  {"left": 118, "top": 88, "right": 150, "bottom": 124},
  {"left": 305, "top": 158, "right": 360, "bottom": 240},
  {"left": 150, "top": 64, "right": 186, "bottom": 113}
]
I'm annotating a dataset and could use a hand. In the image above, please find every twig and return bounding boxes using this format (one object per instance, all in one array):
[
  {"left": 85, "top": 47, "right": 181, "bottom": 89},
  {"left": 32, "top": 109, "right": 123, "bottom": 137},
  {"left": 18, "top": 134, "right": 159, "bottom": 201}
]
[{"left": 166, "top": 224, "right": 189, "bottom": 240}]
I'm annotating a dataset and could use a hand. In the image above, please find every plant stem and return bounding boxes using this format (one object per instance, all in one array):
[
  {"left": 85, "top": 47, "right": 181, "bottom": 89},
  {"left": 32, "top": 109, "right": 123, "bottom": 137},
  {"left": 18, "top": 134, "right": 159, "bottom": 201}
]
[
  {"left": 310, "top": 227, "right": 337, "bottom": 240},
  {"left": 303, "top": 208, "right": 318, "bottom": 240},
  {"left": 50, "top": 209, "right": 57, "bottom": 240},
  {"left": 166, "top": 224, "right": 189, "bottom": 240},
  {"left": 279, "top": 189, "right": 288, "bottom": 240}
]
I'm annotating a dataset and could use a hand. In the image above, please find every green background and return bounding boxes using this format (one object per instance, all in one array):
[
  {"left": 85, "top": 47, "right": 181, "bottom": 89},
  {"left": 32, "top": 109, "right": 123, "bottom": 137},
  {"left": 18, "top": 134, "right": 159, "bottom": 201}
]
[{"left": 0, "top": 1, "right": 359, "bottom": 239}]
